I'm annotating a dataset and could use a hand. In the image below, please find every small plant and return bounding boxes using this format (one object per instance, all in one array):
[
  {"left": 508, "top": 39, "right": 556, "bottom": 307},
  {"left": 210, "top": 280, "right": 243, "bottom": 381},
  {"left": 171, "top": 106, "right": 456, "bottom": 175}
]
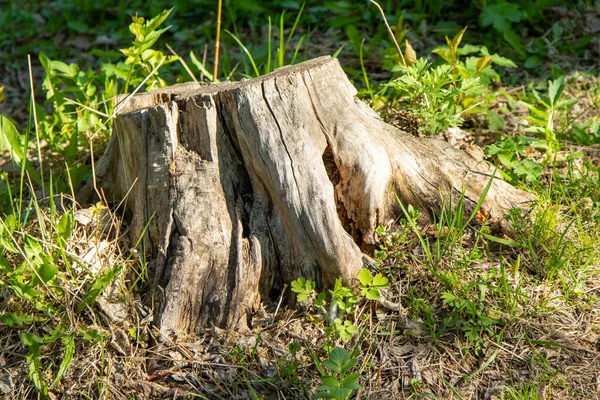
[
  {"left": 224, "top": 6, "right": 307, "bottom": 78},
  {"left": 357, "top": 268, "right": 388, "bottom": 300},
  {"left": 441, "top": 287, "right": 503, "bottom": 354},
  {"left": 485, "top": 135, "right": 546, "bottom": 182},
  {"left": 31, "top": 8, "right": 176, "bottom": 166},
  {"left": 521, "top": 75, "right": 576, "bottom": 160},
  {"left": 118, "top": 8, "right": 178, "bottom": 91},
  {"left": 315, "top": 347, "right": 362, "bottom": 400},
  {"left": 387, "top": 27, "right": 515, "bottom": 135},
  {"left": 291, "top": 269, "right": 388, "bottom": 343}
]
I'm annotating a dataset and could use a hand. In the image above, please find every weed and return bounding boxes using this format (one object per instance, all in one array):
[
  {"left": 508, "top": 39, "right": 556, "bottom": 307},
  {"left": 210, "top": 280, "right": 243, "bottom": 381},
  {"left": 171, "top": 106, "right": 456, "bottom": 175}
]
[
  {"left": 485, "top": 135, "right": 546, "bottom": 182},
  {"left": 314, "top": 347, "right": 362, "bottom": 400},
  {"left": 385, "top": 27, "right": 516, "bottom": 135},
  {"left": 521, "top": 75, "right": 577, "bottom": 159}
]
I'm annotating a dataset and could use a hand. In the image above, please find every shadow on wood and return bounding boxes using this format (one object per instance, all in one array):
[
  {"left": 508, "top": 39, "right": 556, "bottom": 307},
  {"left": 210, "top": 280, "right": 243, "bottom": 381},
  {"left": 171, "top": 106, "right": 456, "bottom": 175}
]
[{"left": 81, "top": 56, "right": 532, "bottom": 334}]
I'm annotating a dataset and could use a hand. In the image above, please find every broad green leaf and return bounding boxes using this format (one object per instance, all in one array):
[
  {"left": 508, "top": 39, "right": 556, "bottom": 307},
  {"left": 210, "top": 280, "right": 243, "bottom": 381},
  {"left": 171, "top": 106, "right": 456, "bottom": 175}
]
[
  {"left": 57, "top": 211, "right": 73, "bottom": 242},
  {"left": 372, "top": 273, "right": 388, "bottom": 287},
  {"left": 365, "top": 288, "right": 380, "bottom": 300},
  {"left": 497, "top": 152, "right": 516, "bottom": 168},
  {"left": 315, "top": 387, "right": 352, "bottom": 399},
  {"left": 24, "top": 235, "right": 43, "bottom": 259},
  {"left": 291, "top": 277, "right": 307, "bottom": 293},
  {"left": 432, "top": 47, "right": 455, "bottom": 65},
  {"left": 320, "top": 375, "right": 341, "bottom": 388},
  {"left": 51, "top": 61, "right": 78, "bottom": 78},
  {"left": 0, "top": 115, "right": 27, "bottom": 162},
  {"left": 513, "top": 159, "right": 542, "bottom": 182},
  {"left": 552, "top": 22, "right": 564, "bottom": 40},
  {"left": 11, "top": 281, "right": 41, "bottom": 300},
  {"left": 480, "top": 3, "right": 523, "bottom": 32},
  {"left": 457, "top": 44, "right": 483, "bottom": 56},
  {"left": 548, "top": 75, "right": 565, "bottom": 108},
  {"left": 341, "top": 373, "right": 362, "bottom": 389},
  {"left": 490, "top": 54, "right": 517, "bottom": 67},
  {"left": 323, "top": 347, "right": 351, "bottom": 372},
  {"left": 33, "top": 262, "right": 58, "bottom": 286},
  {"left": 21, "top": 333, "right": 43, "bottom": 355},
  {"left": 357, "top": 268, "right": 372, "bottom": 286},
  {"left": 339, "top": 355, "right": 358, "bottom": 373}
]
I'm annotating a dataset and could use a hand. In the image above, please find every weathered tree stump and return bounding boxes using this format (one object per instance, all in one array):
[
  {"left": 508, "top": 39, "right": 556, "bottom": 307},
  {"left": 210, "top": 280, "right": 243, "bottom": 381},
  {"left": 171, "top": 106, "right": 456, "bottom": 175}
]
[{"left": 83, "top": 56, "right": 531, "bottom": 334}]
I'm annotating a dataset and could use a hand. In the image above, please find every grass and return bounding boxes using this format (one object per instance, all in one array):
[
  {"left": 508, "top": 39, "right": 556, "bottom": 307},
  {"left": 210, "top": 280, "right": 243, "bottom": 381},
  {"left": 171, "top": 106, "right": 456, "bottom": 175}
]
[{"left": 1, "top": 1, "right": 600, "bottom": 399}]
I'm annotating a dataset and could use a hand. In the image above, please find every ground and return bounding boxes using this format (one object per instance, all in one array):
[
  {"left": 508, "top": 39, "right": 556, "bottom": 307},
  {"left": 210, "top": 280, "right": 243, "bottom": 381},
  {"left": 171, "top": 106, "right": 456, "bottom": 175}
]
[{"left": 1, "top": 1, "right": 600, "bottom": 399}]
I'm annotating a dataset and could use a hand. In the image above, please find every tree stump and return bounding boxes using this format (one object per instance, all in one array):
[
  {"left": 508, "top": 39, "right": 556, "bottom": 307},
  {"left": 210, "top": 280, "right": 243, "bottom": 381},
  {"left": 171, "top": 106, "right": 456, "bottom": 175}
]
[{"left": 84, "top": 56, "right": 532, "bottom": 334}]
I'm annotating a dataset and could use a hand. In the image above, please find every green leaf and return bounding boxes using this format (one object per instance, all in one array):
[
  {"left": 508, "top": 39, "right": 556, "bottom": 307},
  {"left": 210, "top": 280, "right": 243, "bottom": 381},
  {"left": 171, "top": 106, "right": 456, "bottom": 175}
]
[
  {"left": 357, "top": 268, "right": 372, "bottom": 286},
  {"left": 315, "top": 387, "right": 352, "bottom": 399},
  {"left": 476, "top": 55, "right": 493, "bottom": 72},
  {"left": 548, "top": 75, "right": 565, "bottom": 108},
  {"left": 33, "top": 262, "right": 58, "bottom": 286},
  {"left": 21, "top": 333, "right": 43, "bottom": 355},
  {"left": 0, "top": 312, "right": 36, "bottom": 327},
  {"left": 315, "top": 292, "right": 326, "bottom": 307},
  {"left": 51, "top": 61, "right": 78, "bottom": 79},
  {"left": 512, "top": 159, "right": 542, "bottom": 182},
  {"left": 524, "top": 56, "right": 543, "bottom": 69},
  {"left": 57, "top": 210, "right": 74, "bottom": 242},
  {"left": 432, "top": 47, "right": 455, "bottom": 65},
  {"left": 450, "top": 27, "right": 468, "bottom": 53},
  {"left": 487, "top": 111, "right": 505, "bottom": 131},
  {"left": 477, "top": 230, "right": 523, "bottom": 247},
  {"left": 28, "top": 355, "right": 48, "bottom": 396},
  {"left": 503, "top": 30, "right": 526, "bottom": 58},
  {"left": 480, "top": 48, "right": 517, "bottom": 67},
  {"left": 291, "top": 277, "right": 307, "bottom": 293},
  {"left": 77, "top": 264, "right": 123, "bottom": 312},
  {"left": 339, "top": 356, "right": 358, "bottom": 373},
  {"left": 323, "top": 347, "right": 351, "bottom": 373},
  {"left": 320, "top": 375, "right": 341, "bottom": 388},
  {"left": 0, "top": 115, "right": 27, "bottom": 163},
  {"left": 480, "top": 3, "right": 522, "bottom": 32},
  {"left": 365, "top": 288, "right": 380, "bottom": 301},
  {"left": 372, "top": 273, "right": 388, "bottom": 287},
  {"left": 341, "top": 373, "right": 362, "bottom": 389},
  {"left": 51, "top": 335, "right": 75, "bottom": 388},
  {"left": 189, "top": 51, "right": 214, "bottom": 81}
]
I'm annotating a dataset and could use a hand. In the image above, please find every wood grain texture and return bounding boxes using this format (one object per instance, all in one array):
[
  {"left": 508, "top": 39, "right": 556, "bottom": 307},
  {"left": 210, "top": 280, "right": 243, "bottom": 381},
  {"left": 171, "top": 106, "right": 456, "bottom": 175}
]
[{"left": 82, "top": 56, "right": 532, "bottom": 334}]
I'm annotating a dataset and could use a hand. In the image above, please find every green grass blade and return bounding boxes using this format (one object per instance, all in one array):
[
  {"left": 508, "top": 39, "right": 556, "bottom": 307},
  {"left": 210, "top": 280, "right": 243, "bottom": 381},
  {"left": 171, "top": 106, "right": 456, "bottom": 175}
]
[
  {"left": 51, "top": 334, "right": 75, "bottom": 388},
  {"left": 266, "top": 16, "right": 272, "bottom": 74},
  {"left": 360, "top": 39, "right": 372, "bottom": 98},
  {"left": 286, "top": 3, "right": 305, "bottom": 49},
  {"left": 225, "top": 30, "right": 260, "bottom": 77},
  {"left": 278, "top": 10, "right": 285, "bottom": 68}
]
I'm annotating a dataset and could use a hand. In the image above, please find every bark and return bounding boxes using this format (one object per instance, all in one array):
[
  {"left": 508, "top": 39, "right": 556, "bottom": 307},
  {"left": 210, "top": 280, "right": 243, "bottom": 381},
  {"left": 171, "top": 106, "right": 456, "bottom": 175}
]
[{"left": 81, "top": 56, "right": 532, "bottom": 334}]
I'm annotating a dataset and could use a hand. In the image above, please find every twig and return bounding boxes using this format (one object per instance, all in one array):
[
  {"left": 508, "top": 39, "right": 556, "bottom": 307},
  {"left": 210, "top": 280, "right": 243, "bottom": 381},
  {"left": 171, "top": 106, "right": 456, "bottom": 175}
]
[
  {"left": 166, "top": 43, "right": 200, "bottom": 86},
  {"left": 28, "top": 54, "right": 45, "bottom": 197},
  {"left": 213, "top": 0, "right": 223, "bottom": 81},
  {"left": 368, "top": 0, "right": 406, "bottom": 67}
]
